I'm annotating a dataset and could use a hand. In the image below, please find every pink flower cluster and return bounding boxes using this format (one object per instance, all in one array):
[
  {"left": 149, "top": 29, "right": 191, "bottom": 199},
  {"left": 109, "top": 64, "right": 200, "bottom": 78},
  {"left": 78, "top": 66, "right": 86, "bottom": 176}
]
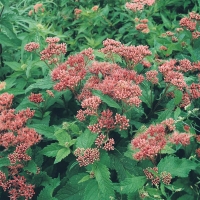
[
  {"left": 24, "top": 42, "right": 40, "bottom": 52},
  {"left": 143, "top": 167, "right": 172, "bottom": 186},
  {"left": 190, "top": 83, "right": 200, "bottom": 99},
  {"left": 87, "top": 109, "right": 129, "bottom": 133},
  {"left": 196, "top": 148, "right": 200, "bottom": 157},
  {"left": 158, "top": 59, "right": 188, "bottom": 90},
  {"left": 100, "top": 39, "right": 152, "bottom": 68},
  {"left": 135, "top": 18, "right": 149, "bottom": 33},
  {"left": 179, "top": 92, "right": 191, "bottom": 108},
  {"left": 169, "top": 132, "right": 191, "bottom": 146},
  {"left": 28, "top": 93, "right": 44, "bottom": 103},
  {"left": 180, "top": 17, "right": 196, "bottom": 31},
  {"left": 131, "top": 120, "right": 192, "bottom": 161},
  {"left": 0, "top": 93, "right": 41, "bottom": 199},
  {"left": 179, "top": 12, "right": 200, "bottom": 39},
  {"left": 146, "top": 70, "right": 159, "bottom": 84},
  {"left": 95, "top": 134, "right": 115, "bottom": 151},
  {"left": 76, "top": 96, "right": 102, "bottom": 121},
  {"left": 77, "top": 106, "right": 129, "bottom": 153},
  {"left": 131, "top": 124, "right": 167, "bottom": 160},
  {"left": 77, "top": 61, "right": 144, "bottom": 107},
  {"left": 0, "top": 173, "right": 35, "bottom": 200},
  {"left": 51, "top": 53, "right": 87, "bottom": 92},
  {"left": 74, "top": 147, "right": 100, "bottom": 166},
  {"left": 40, "top": 37, "right": 67, "bottom": 65},
  {"left": 125, "top": 0, "right": 155, "bottom": 12}
]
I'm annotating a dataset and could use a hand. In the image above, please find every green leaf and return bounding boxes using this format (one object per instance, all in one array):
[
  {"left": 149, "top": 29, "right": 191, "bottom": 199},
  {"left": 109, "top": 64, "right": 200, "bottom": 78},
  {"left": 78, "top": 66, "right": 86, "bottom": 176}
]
[
  {"left": 92, "top": 90, "right": 121, "bottom": 109},
  {"left": 78, "top": 175, "right": 90, "bottom": 183},
  {"left": 174, "top": 107, "right": 181, "bottom": 120},
  {"left": 140, "top": 81, "right": 152, "bottom": 108},
  {"left": 110, "top": 153, "right": 139, "bottom": 181},
  {"left": 27, "top": 124, "right": 56, "bottom": 139},
  {"left": 146, "top": 188, "right": 163, "bottom": 197},
  {"left": 41, "top": 143, "right": 61, "bottom": 157},
  {"left": 55, "top": 174, "right": 85, "bottom": 200},
  {"left": 37, "top": 176, "right": 60, "bottom": 200},
  {"left": 68, "top": 123, "right": 80, "bottom": 135},
  {"left": 24, "top": 160, "right": 37, "bottom": 174},
  {"left": 101, "top": 5, "right": 110, "bottom": 16},
  {"left": 160, "top": 13, "right": 171, "bottom": 29},
  {"left": 76, "top": 129, "right": 97, "bottom": 149},
  {"left": 84, "top": 180, "right": 101, "bottom": 200},
  {"left": 174, "top": 90, "right": 183, "bottom": 105},
  {"left": 54, "top": 129, "right": 71, "bottom": 146},
  {"left": 25, "top": 76, "right": 54, "bottom": 93},
  {"left": 54, "top": 148, "right": 70, "bottom": 164},
  {"left": 157, "top": 109, "right": 172, "bottom": 122},
  {"left": 15, "top": 97, "right": 37, "bottom": 111},
  {"left": 0, "top": 157, "right": 10, "bottom": 167},
  {"left": 92, "top": 163, "right": 115, "bottom": 200},
  {"left": 160, "top": 145, "right": 176, "bottom": 154},
  {"left": 158, "top": 156, "right": 197, "bottom": 177},
  {"left": 0, "top": 32, "right": 18, "bottom": 47},
  {"left": 177, "top": 194, "right": 194, "bottom": 200},
  {"left": 4, "top": 61, "right": 22, "bottom": 71},
  {"left": 115, "top": 176, "right": 146, "bottom": 194}
]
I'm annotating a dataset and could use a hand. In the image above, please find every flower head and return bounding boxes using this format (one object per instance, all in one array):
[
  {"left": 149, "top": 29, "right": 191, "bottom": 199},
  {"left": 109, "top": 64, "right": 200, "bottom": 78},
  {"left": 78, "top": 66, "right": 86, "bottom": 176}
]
[
  {"left": 28, "top": 93, "right": 44, "bottom": 103},
  {"left": 24, "top": 42, "right": 40, "bottom": 52}
]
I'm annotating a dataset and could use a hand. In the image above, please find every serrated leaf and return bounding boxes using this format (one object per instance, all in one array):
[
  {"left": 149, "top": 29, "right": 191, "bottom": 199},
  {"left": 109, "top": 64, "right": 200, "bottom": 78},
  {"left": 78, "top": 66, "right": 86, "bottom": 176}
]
[
  {"left": 115, "top": 176, "right": 146, "bottom": 194},
  {"left": 37, "top": 176, "right": 60, "bottom": 200},
  {"left": 69, "top": 123, "right": 80, "bottom": 134},
  {"left": 41, "top": 143, "right": 61, "bottom": 157},
  {"left": 76, "top": 129, "right": 97, "bottom": 149},
  {"left": 55, "top": 129, "right": 71, "bottom": 146},
  {"left": 84, "top": 180, "right": 101, "bottom": 200},
  {"left": 93, "top": 163, "right": 115, "bottom": 200},
  {"left": 54, "top": 148, "right": 70, "bottom": 164},
  {"left": 157, "top": 108, "right": 173, "bottom": 123},
  {"left": 92, "top": 90, "right": 121, "bottom": 109},
  {"left": 25, "top": 76, "right": 54, "bottom": 93},
  {"left": 37, "top": 187, "right": 58, "bottom": 200},
  {"left": 27, "top": 124, "right": 56, "bottom": 139},
  {"left": 55, "top": 174, "right": 85, "bottom": 200},
  {"left": 158, "top": 156, "right": 197, "bottom": 177}
]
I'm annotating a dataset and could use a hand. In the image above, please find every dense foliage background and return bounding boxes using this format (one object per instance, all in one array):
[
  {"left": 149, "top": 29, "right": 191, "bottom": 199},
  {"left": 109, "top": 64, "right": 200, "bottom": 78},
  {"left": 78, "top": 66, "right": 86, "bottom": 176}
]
[{"left": 0, "top": 0, "right": 200, "bottom": 199}]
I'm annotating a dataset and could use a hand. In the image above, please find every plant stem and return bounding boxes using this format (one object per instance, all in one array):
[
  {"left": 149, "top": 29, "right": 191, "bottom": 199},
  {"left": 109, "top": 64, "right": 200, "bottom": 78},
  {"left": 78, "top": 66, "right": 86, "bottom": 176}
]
[{"left": 0, "top": 5, "right": 4, "bottom": 18}]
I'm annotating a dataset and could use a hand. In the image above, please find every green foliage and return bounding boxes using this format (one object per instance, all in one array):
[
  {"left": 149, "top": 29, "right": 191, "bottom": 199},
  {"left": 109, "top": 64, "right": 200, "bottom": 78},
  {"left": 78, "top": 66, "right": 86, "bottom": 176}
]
[
  {"left": 0, "top": 0, "right": 200, "bottom": 199},
  {"left": 115, "top": 176, "right": 146, "bottom": 194},
  {"left": 92, "top": 162, "right": 115, "bottom": 199},
  {"left": 158, "top": 156, "right": 197, "bottom": 177}
]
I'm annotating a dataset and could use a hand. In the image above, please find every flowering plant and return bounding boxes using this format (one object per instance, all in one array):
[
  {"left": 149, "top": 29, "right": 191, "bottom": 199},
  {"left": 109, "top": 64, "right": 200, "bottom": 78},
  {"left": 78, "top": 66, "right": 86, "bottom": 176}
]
[{"left": 0, "top": 0, "right": 200, "bottom": 199}]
